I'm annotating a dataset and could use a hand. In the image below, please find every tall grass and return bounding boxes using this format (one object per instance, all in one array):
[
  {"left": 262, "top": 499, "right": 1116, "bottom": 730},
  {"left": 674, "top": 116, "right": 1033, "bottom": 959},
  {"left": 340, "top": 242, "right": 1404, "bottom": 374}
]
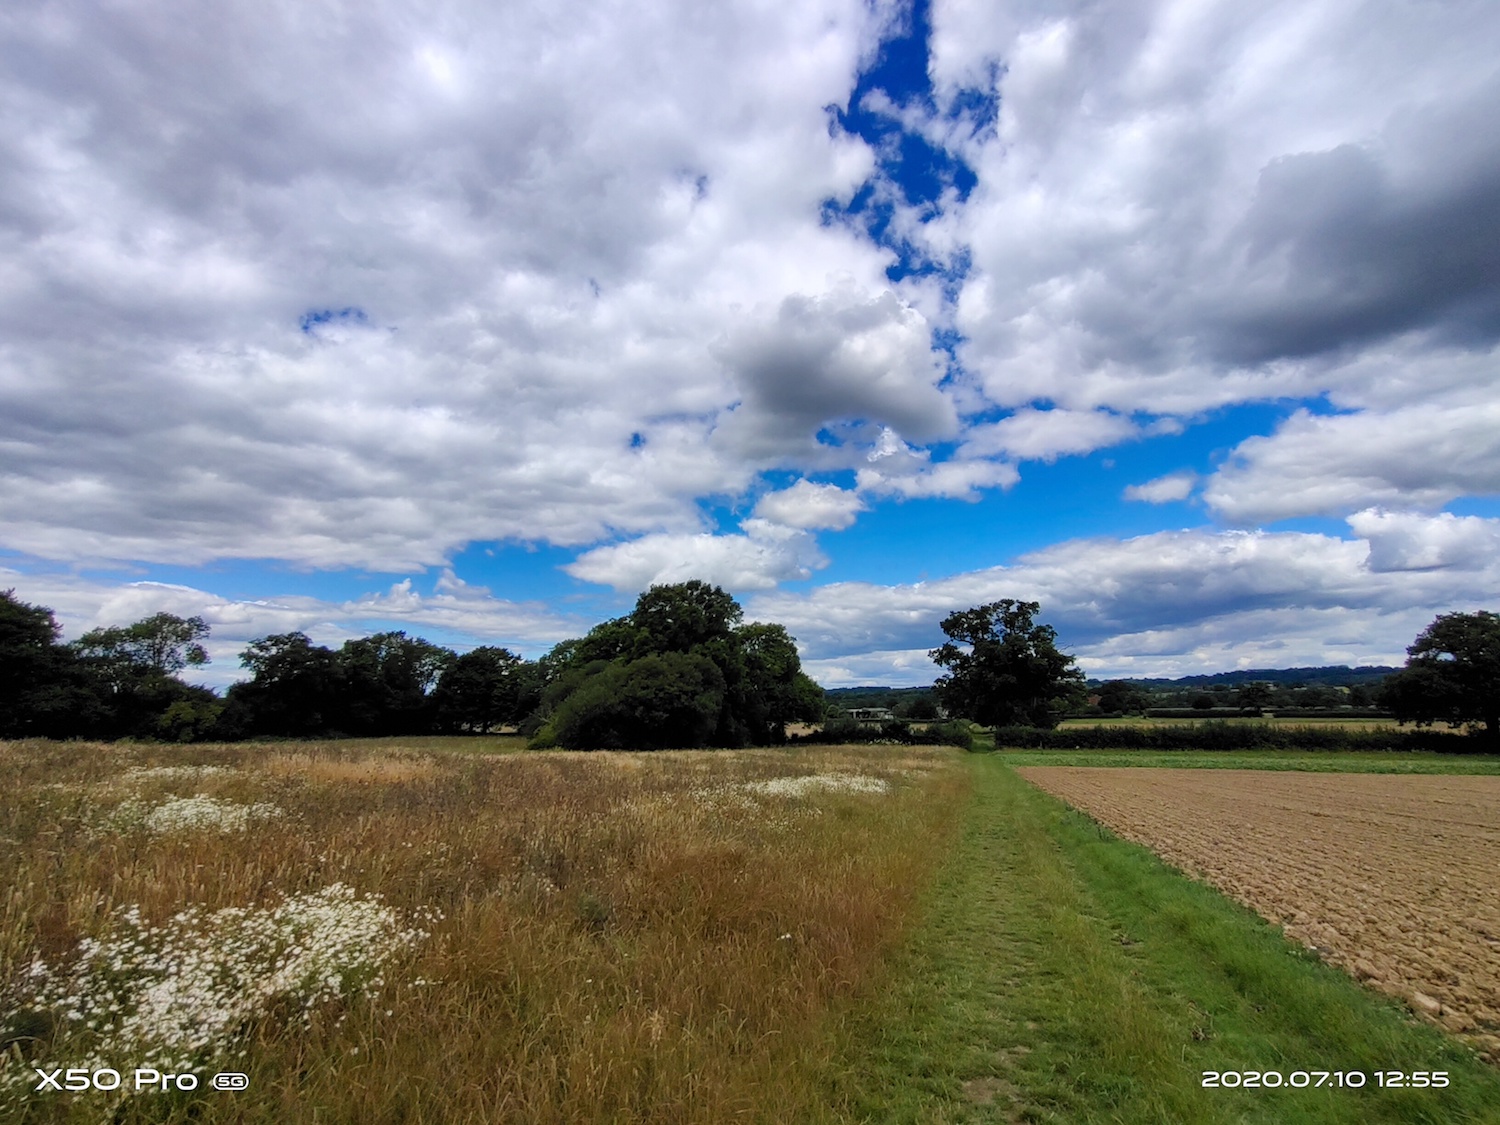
[{"left": 0, "top": 739, "right": 966, "bottom": 1123}]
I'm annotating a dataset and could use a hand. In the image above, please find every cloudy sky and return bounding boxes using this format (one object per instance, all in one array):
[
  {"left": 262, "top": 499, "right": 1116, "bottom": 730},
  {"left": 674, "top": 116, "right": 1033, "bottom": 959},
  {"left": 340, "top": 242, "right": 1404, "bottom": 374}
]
[{"left": 4, "top": 0, "right": 1499, "bottom": 687}]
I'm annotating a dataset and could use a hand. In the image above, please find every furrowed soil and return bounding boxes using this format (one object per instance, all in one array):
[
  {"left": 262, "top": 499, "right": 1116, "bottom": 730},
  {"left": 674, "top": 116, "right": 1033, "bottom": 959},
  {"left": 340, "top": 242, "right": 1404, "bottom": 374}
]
[{"left": 1017, "top": 767, "right": 1500, "bottom": 1063}]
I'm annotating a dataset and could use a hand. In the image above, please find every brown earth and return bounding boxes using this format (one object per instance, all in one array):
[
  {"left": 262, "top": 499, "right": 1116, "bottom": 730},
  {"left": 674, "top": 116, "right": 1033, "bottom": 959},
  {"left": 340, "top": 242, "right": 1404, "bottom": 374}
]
[{"left": 1016, "top": 767, "right": 1500, "bottom": 1062}]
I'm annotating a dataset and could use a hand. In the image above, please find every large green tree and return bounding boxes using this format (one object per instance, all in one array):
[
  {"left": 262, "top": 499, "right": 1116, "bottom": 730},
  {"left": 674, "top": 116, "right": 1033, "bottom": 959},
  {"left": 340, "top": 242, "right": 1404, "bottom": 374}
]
[
  {"left": 338, "top": 631, "right": 452, "bottom": 736},
  {"left": 433, "top": 646, "right": 537, "bottom": 733},
  {"left": 533, "top": 581, "right": 821, "bottom": 749},
  {"left": 225, "top": 632, "right": 346, "bottom": 737},
  {"left": 0, "top": 590, "right": 100, "bottom": 737},
  {"left": 548, "top": 651, "right": 727, "bottom": 750},
  {"left": 1378, "top": 611, "right": 1500, "bottom": 738},
  {"left": 70, "top": 612, "right": 218, "bottom": 738},
  {"left": 73, "top": 612, "right": 211, "bottom": 690},
  {"left": 929, "top": 600, "right": 1084, "bottom": 729}
]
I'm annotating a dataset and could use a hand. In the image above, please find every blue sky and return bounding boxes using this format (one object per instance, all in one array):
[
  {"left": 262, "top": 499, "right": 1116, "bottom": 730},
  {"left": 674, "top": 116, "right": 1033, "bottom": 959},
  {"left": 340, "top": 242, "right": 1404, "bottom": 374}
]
[{"left": 4, "top": 0, "right": 1500, "bottom": 688}]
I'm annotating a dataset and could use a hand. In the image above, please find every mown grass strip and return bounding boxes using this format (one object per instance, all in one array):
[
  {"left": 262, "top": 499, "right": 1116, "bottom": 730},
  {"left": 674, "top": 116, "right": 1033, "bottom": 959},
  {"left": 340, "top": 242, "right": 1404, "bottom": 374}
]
[{"left": 824, "top": 756, "right": 1500, "bottom": 1123}]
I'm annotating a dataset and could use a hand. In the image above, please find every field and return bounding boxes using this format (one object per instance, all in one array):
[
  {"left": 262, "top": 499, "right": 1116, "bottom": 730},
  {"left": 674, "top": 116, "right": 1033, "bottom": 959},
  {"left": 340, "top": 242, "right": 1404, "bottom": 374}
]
[
  {"left": 0, "top": 738, "right": 965, "bottom": 1123},
  {"left": 1017, "top": 767, "right": 1500, "bottom": 1064},
  {"left": 4, "top": 740, "right": 1500, "bottom": 1123}
]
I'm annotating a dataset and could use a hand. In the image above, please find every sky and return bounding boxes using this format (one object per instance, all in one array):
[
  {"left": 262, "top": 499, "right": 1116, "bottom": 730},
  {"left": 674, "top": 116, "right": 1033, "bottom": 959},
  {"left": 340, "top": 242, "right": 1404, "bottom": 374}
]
[{"left": 3, "top": 0, "right": 1500, "bottom": 689}]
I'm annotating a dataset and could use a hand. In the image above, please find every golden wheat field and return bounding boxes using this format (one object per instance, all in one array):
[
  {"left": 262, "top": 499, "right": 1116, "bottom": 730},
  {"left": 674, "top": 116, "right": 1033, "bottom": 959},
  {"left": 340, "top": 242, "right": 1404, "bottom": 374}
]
[
  {"left": 0, "top": 739, "right": 967, "bottom": 1124},
  {"left": 1017, "top": 766, "right": 1500, "bottom": 1063}
]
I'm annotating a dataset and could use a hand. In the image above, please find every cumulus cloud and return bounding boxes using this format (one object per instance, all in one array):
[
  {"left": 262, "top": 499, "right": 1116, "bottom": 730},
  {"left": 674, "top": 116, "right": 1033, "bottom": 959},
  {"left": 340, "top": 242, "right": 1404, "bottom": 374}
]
[
  {"left": 563, "top": 520, "right": 828, "bottom": 593},
  {"left": 920, "top": 0, "right": 1500, "bottom": 419},
  {"left": 960, "top": 408, "right": 1137, "bottom": 462},
  {"left": 855, "top": 457, "right": 1019, "bottom": 500},
  {"left": 712, "top": 285, "right": 957, "bottom": 463},
  {"left": 753, "top": 479, "right": 866, "bottom": 530},
  {"left": 1203, "top": 397, "right": 1500, "bottom": 522},
  {"left": 1124, "top": 471, "right": 1196, "bottom": 504},
  {"left": 0, "top": 0, "right": 925, "bottom": 570},
  {"left": 1348, "top": 509, "right": 1500, "bottom": 573}
]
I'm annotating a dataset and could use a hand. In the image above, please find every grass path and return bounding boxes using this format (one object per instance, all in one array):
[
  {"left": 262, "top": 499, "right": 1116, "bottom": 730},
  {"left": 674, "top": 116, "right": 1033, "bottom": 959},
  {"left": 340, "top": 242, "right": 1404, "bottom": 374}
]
[{"left": 824, "top": 755, "right": 1500, "bottom": 1123}]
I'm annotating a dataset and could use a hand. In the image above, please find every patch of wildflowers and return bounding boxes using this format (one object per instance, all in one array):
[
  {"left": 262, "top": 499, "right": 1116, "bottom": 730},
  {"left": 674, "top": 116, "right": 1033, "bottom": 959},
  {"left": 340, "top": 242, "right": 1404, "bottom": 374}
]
[
  {"left": 4, "top": 885, "right": 439, "bottom": 1090},
  {"left": 103, "top": 793, "right": 282, "bottom": 835}
]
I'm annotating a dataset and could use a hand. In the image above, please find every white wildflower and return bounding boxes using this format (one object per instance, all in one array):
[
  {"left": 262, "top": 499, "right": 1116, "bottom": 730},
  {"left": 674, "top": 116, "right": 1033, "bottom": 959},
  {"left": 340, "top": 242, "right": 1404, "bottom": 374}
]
[
  {"left": 7, "top": 884, "right": 429, "bottom": 1082},
  {"left": 102, "top": 794, "right": 281, "bottom": 835},
  {"left": 741, "top": 774, "right": 889, "bottom": 798}
]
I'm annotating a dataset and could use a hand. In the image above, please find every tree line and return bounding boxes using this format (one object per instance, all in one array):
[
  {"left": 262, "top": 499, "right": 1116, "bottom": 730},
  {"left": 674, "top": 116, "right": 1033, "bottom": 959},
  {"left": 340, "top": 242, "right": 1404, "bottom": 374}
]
[
  {"left": 925, "top": 600, "right": 1500, "bottom": 741},
  {"left": 5, "top": 582, "right": 1497, "bottom": 746},
  {"left": 0, "top": 582, "right": 825, "bottom": 747}
]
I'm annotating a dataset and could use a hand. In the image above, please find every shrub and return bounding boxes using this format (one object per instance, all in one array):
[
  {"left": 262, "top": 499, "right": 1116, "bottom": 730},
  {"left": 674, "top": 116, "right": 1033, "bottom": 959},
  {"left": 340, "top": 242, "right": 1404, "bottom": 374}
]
[{"left": 789, "top": 719, "right": 973, "bottom": 750}]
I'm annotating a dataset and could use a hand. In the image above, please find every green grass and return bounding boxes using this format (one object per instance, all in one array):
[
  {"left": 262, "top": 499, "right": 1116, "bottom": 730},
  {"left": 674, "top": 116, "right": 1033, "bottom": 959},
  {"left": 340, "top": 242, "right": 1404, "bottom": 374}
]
[
  {"left": 822, "top": 755, "right": 1500, "bottom": 1123},
  {"left": 987, "top": 748, "right": 1500, "bottom": 773},
  {"left": 1057, "top": 716, "right": 1411, "bottom": 729}
]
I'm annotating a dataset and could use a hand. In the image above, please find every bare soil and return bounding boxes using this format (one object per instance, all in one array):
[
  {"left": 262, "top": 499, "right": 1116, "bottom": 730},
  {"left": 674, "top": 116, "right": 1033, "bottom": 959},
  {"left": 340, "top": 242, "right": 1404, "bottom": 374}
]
[{"left": 1017, "top": 766, "right": 1500, "bottom": 1061}]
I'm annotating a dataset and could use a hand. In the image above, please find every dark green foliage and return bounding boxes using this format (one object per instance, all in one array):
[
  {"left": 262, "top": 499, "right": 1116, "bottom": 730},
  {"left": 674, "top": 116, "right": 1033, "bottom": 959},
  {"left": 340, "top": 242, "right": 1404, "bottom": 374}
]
[
  {"left": 226, "top": 630, "right": 456, "bottom": 738},
  {"left": 1234, "top": 681, "right": 1274, "bottom": 712},
  {"left": 545, "top": 652, "right": 727, "bottom": 749},
  {"left": 73, "top": 612, "right": 210, "bottom": 682},
  {"left": 987, "top": 722, "right": 1474, "bottom": 752},
  {"left": 531, "top": 581, "right": 821, "bottom": 749},
  {"left": 1378, "top": 610, "right": 1500, "bottom": 738},
  {"left": 223, "top": 632, "right": 347, "bottom": 737},
  {"left": 0, "top": 596, "right": 230, "bottom": 740},
  {"left": 338, "top": 631, "right": 452, "bottom": 736},
  {"left": 1093, "top": 679, "right": 1147, "bottom": 714},
  {"left": 69, "top": 611, "right": 218, "bottom": 739},
  {"left": 0, "top": 590, "right": 100, "bottom": 738},
  {"left": 432, "top": 646, "right": 536, "bottom": 733},
  {"left": 823, "top": 685, "right": 938, "bottom": 715},
  {"left": 631, "top": 579, "right": 741, "bottom": 653},
  {"left": 897, "top": 694, "right": 939, "bottom": 720},
  {"left": 929, "top": 600, "right": 1085, "bottom": 729}
]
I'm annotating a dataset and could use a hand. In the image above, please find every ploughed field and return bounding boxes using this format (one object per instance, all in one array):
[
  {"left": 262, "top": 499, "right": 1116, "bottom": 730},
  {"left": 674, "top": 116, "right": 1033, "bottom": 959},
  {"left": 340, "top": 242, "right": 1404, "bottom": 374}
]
[{"left": 1017, "top": 766, "right": 1500, "bottom": 1063}]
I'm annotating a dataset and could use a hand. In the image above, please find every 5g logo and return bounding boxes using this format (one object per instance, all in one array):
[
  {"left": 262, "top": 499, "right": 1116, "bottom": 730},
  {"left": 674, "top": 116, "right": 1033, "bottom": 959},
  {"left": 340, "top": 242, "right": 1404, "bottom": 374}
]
[{"left": 211, "top": 1072, "right": 250, "bottom": 1090}]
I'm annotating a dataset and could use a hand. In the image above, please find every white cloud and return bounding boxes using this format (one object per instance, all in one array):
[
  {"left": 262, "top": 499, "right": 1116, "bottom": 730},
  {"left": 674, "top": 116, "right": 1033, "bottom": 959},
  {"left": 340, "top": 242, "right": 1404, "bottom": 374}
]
[
  {"left": 711, "top": 285, "right": 957, "bottom": 463},
  {"left": 960, "top": 408, "right": 1137, "bottom": 462},
  {"left": 1203, "top": 396, "right": 1500, "bottom": 522},
  {"left": 0, "top": 0, "right": 941, "bottom": 570},
  {"left": 563, "top": 520, "right": 827, "bottom": 593},
  {"left": 1347, "top": 508, "right": 1500, "bottom": 573},
  {"left": 918, "top": 0, "right": 1500, "bottom": 422},
  {"left": 753, "top": 479, "right": 866, "bottom": 530},
  {"left": 856, "top": 457, "right": 1019, "bottom": 500},
  {"left": 1124, "top": 470, "right": 1196, "bottom": 504}
]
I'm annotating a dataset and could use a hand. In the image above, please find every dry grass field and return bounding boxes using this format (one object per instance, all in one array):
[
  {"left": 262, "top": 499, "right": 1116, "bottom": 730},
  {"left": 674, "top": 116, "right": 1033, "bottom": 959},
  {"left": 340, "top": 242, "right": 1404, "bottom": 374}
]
[
  {"left": 1017, "top": 766, "right": 1500, "bottom": 1064},
  {"left": 0, "top": 738, "right": 966, "bottom": 1123}
]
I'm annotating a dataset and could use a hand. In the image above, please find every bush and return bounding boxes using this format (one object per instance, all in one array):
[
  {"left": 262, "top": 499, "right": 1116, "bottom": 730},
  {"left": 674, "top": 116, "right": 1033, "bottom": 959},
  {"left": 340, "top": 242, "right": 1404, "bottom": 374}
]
[
  {"left": 543, "top": 652, "right": 725, "bottom": 750},
  {"left": 788, "top": 719, "right": 973, "bottom": 750}
]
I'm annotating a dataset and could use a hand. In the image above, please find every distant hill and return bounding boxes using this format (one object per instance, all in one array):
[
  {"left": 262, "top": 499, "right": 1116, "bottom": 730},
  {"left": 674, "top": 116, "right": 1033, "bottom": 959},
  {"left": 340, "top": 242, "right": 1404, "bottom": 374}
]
[{"left": 1091, "top": 665, "right": 1400, "bottom": 689}]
